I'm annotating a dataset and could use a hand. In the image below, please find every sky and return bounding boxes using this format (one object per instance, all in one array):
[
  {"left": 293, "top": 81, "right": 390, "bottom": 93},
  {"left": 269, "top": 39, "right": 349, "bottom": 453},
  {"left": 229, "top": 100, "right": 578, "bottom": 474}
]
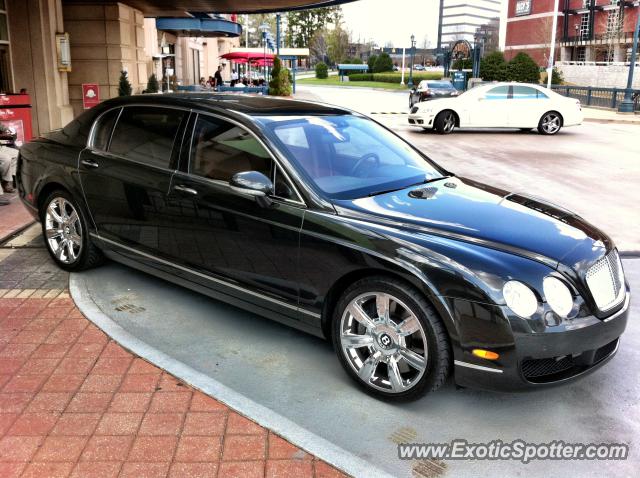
[{"left": 341, "top": 0, "right": 441, "bottom": 49}]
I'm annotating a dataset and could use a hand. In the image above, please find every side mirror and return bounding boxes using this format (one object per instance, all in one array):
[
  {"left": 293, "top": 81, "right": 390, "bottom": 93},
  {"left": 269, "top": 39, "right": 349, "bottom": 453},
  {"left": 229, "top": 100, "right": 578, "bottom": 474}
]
[{"left": 230, "top": 171, "right": 274, "bottom": 207}]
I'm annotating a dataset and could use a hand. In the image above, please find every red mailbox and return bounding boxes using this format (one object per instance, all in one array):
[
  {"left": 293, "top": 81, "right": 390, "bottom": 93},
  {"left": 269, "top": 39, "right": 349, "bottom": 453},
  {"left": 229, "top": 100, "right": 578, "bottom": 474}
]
[{"left": 0, "top": 94, "right": 33, "bottom": 147}]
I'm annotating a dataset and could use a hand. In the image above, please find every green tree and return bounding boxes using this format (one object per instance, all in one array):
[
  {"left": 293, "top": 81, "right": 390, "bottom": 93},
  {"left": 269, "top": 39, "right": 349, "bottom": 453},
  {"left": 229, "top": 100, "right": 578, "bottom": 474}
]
[
  {"left": 315, "top": 61, "right": 328, "bottom": 79},
  {"left": 118, "top": 70, "right": 132, "bottom": 96},
  {"left": 506, "top": 52, "right": 540, "bottom": 83},
  {"left": 269, "top": 57, "right": 292, "bottom": 96},
  {"left": 146, "top": 74, "right": 159, "bottom": 93},
  {"left": 286, "top": 6, "right": 342, "bottom": 49},
  {"left": 551, "top": 67, "right": 564, "bottom": 85},
  {"left": 373, "top": 52, "right": 393, "bottom": 73},
  {"left": 479, "top": 51, "right": 508, "bottom": 81},
  {"left": 367, "top": 54, "right": 377, "bottom": 73},
  {"left": 327, "top": 24, "right": 349, "bottom": 65}
]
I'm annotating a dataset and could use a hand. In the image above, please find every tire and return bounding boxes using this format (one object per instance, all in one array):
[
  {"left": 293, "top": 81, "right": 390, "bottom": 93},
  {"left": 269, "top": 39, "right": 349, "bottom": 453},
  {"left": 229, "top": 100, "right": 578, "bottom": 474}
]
[
  {"left": 434, "top": 110, "right": 456, "bottom": 134},
  {"left": 409, "top": 96, "right": 414, "bottom": 108},
  {"left": 332, "top": 276, "right": 451, "bottom": 401},
  {"left": 537, "top": 111, "right": 563, "bottom": 135},
  {"left": 40, "top": 189, "right": 103, "bottom": 272}
]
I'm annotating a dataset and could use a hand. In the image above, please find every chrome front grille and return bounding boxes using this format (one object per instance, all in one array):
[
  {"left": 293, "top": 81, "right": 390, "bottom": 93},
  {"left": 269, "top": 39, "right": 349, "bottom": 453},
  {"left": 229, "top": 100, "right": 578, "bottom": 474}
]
[{"left": 586, "top": 249, "right": 625, "bottom": 312}]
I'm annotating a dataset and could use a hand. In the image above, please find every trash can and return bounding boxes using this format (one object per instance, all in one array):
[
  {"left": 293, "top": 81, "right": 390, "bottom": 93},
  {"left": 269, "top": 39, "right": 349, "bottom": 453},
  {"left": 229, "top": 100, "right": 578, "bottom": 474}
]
[
  {"left": 452, "top": 71, "right": 468, "bottom": 92},
  {"left": 0, "top": 94, "right": 33, "bottom": 147}
]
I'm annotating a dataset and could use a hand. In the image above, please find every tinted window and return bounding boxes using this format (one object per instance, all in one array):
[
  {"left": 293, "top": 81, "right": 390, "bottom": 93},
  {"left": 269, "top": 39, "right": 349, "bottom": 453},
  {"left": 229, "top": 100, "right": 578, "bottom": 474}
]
[
  {"left": 109, "top": 106, "right": 186, "bottom": 168},
  {"left": 485, "top": 86, "right": 510, "bottom": 100},
  {"left": 190, "top": 115, "right": 272, "bottom": 182},
  {"left": 512, "top": 85, "right": 548, "bottom": 99},
  {"left": 258, "top": 115, "right": 444, "bottom": 200},
  {"left": 92, "top": 108, "right": 120, "bottom": 151}
]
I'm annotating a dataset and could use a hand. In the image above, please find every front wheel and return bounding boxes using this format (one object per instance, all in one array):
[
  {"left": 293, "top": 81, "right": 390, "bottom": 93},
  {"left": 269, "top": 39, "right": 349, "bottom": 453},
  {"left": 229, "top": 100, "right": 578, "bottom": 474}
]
[
  {"left": 434, "top": 110, "right": 456, "bottom": 134},
  {"left": 537, "top": 111, "right": 562, "bottom": 135},
  {"left": 332, "top": 276, "right": 451, "bottom": 401},
  {"left": 41, "top": 190, "right": 103, "bottom": 271}
]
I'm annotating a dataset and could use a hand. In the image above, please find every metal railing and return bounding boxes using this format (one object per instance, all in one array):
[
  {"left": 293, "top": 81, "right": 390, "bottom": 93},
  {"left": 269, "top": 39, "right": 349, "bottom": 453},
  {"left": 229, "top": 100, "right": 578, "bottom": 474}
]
[{"left": 551, "top": 85, "right": 640, "bottom": 111}]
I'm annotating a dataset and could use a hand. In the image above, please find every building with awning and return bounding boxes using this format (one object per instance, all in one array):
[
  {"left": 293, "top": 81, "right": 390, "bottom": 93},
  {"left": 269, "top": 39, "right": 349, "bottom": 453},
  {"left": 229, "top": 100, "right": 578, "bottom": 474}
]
[{"left": 2, "top": 0, "right": 355, "bottom": 136}]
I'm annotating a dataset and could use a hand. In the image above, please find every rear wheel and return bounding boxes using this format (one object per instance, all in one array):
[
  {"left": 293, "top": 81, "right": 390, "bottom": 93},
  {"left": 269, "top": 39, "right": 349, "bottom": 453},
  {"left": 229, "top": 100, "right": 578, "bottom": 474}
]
[
  {"left": 434, "top": 110, "right": 456, "bottom": 134},
  {"left": 41, "top": 190, "right": 103, "bottom": 271},
  {"left": 537, "top": 111, "right": 562, "bottom": 135},
  {"left": 332, "top": 276, "right": 450, "bottom": 401}
]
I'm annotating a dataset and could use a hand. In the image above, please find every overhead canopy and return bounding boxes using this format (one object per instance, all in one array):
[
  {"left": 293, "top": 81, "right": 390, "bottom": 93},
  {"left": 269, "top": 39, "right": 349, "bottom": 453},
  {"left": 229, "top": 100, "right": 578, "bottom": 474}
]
[
  {"left": 220, "top": 52, "right": 275, "bottom": 65},
  {"left": 156, "top": 16, "right": 241, "bottom": 37},
  {"left": 61, "top": 0, "right": 356, "bottom": 17}
]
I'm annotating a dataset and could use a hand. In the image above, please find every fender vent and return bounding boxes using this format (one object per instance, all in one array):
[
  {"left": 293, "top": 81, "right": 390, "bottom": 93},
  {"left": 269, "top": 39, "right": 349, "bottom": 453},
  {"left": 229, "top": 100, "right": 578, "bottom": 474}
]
[{"left": 409, "top": 187, "right": 438, "bottom": 199}]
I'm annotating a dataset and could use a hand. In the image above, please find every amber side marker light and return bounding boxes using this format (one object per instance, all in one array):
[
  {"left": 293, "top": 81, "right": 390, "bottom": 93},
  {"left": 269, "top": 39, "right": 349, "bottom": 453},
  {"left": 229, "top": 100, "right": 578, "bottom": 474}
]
[{"left": 472, "top": 349, "right": 500, "bottom": 360}]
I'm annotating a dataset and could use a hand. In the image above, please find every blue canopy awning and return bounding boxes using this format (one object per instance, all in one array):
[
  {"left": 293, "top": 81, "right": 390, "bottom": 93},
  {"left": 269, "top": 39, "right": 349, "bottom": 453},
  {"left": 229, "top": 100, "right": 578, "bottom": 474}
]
[{"left": 156, "top": 17, "right": 242, "bottom": 37}]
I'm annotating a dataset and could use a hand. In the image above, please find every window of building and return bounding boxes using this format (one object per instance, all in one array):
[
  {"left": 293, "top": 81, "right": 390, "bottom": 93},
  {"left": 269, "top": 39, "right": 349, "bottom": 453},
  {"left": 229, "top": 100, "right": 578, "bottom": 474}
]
[
  {"left": 109, "top": 106, "right": 186, "bottom": 169},
  {"left": 190, "top": 114, "right": 272, "bottom": 182},
  {"left": 0, "top": 0, "right": 11, "bottom": 94},
  {"left": 92, "top": 108, "right": 121, "bottom": 151}
]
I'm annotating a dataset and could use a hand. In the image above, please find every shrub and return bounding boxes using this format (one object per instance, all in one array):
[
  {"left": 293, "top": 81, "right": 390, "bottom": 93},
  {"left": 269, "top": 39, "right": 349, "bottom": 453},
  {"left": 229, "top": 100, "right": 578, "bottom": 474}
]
[
  {"left": 269, "top": 57, "right": 292, "bottom": 96},
  {"left": 506, "top": 52, "right": 540, "bottom": 83},
  {"left": 146, "top": 74, "right": 159, "bottom": 93},
  {"left": 452, "top": 58, "right": 472, "bottom": 70},
  {"left": 348, "top": 72, "right": 443, "bottom": 83},
  {"left": 551, "top": 67, "right": 564, "bottom": 85},
  {"left": 373, "top": 52, "right": 394, "bottom": 73},
  {"left": 479, "top": 51, "right": 508, "bottom": 81},
  {"left": 118, "top": 70, "right": 132, "bottom": 96},
  {"left": 315, "top": 62, "right": 328, "bottom": 79},
  {"left": 367, "top": 54, "right": 377, "bottom": 73}
]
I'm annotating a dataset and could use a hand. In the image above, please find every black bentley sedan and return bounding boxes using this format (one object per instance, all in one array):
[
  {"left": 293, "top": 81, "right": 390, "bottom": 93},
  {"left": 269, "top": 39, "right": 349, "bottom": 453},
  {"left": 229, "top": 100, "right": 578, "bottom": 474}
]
[{"left": 17, "top": 94, "right": 629, "bottom": 400}]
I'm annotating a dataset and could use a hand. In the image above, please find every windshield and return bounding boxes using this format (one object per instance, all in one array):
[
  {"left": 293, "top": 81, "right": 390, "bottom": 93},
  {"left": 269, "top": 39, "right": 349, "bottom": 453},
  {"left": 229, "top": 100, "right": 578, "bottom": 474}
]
[{"left": 256, "top": 115, "right": 445, "bottom": 200}]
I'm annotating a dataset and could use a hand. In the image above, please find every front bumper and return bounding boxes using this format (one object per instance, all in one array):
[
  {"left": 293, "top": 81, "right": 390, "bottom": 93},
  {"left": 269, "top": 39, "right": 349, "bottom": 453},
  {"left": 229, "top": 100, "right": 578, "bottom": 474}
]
[
  {"left": 451, "top": 292, "right": 630, "bottom": 392},
  {"left": 408, "top": 112, "right": 435, "bottom": 127}
]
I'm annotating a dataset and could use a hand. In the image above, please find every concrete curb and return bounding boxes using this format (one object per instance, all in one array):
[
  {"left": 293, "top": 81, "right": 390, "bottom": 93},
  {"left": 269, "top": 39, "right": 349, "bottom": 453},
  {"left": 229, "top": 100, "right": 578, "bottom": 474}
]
[
  {"left": 583, "top": 118, "right": 640, "bottom": 125},
  {"left": 69, "top": 273, "right": 394, "bottom": 478}
]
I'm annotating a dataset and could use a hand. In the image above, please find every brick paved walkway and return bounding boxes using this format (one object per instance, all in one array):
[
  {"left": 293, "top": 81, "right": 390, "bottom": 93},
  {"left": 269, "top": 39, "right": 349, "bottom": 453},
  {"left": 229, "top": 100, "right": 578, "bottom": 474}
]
[
  {"left": 0, "top": 193, "right": 34, "bottom": 244},
  {"left": 0, "top": 236, "right": 348, "bottom": 477}
]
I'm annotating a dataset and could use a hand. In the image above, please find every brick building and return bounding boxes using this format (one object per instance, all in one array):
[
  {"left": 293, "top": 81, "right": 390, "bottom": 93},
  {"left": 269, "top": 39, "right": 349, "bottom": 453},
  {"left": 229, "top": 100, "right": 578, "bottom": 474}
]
[{"left": 505, "top": 0, "right": 639, "bottom": 66}]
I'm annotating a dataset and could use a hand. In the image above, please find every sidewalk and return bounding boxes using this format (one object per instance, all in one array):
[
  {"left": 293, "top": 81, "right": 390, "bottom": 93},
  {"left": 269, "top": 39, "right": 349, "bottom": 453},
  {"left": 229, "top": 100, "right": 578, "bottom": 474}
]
[
  {"left": 0, "top": 193, "right": 35, "bottom": 244},
  {"left": 0, "top": 231, "right": 347, "bottom": 476},
  {"left": 582, "top": 107, "right": 640, "bottom": 124}
]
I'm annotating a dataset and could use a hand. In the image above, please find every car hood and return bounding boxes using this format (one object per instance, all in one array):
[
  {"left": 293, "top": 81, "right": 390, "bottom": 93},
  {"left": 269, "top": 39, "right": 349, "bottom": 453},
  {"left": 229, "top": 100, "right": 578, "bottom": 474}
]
[{"left": 333, "top": 176, "right": 611, "bottom": 268}]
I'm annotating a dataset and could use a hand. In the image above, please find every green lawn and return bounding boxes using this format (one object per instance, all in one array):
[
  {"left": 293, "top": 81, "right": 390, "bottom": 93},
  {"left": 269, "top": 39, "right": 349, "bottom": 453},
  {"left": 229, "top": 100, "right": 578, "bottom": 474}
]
[{"left": 297, "top": 75, "right": 409, "bottom": 90}]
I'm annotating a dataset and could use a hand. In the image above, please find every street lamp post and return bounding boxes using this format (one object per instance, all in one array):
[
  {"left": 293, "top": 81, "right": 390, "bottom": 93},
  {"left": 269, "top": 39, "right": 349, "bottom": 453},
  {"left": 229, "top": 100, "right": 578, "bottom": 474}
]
[
  {"left": 408, "top": 34, "right": 416, "bottom": 88},
  {"left": 618, "top": 11, "right": 640, "bottom": 113},
  {"left": 259, "top": 22, "right": 269, "bottom": 82}
]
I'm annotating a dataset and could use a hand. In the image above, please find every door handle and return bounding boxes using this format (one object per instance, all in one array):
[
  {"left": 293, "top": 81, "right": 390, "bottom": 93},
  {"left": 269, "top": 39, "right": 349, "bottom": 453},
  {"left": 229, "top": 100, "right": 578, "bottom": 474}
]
[
  {"left": 81, "top": 159, "right": 99, "bottom": 169},
  {"left": 173, "top": 184, "right": 198, "bottom": 195}
]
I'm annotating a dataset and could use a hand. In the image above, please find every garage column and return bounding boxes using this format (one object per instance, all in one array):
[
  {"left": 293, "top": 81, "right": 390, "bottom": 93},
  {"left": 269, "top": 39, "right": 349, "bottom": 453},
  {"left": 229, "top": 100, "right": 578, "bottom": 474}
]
[{"left": 7, "top": 0, "right": 74, "bottom": 136}]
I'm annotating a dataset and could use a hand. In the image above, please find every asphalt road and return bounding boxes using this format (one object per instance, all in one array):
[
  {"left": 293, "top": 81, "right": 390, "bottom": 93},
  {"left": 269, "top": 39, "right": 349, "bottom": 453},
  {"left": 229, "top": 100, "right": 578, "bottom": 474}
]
[
  {"left": 71, "top": 259, "right": 639, "bottom": 478},
  {"left": 297, "top": 85, "right": 640, "bottom": 252}
]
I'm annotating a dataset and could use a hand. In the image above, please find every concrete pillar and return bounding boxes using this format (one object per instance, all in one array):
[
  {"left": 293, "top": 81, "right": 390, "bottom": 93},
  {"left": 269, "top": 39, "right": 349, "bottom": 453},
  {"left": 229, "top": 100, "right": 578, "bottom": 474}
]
[
  {"left": 584, "top": 46, "right": 595, "bottom": 62},
  {"left": 560, "top": 46, "right": 572, "bottom": 62},
  {"left": 63, "top": 2, "right": 148, "bottom": 116},
  {"left": 612, "top": 44, "right": 624, "bottom": 63},
  {"left": 8, "top": 0, "right": 74, "bottom": 135}
]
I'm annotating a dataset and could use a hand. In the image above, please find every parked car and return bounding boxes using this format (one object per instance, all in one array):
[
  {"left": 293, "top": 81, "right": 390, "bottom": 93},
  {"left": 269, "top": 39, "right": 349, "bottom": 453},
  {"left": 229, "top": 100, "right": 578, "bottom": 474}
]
[
  {"left": 413, "top": 64, "right": 425, "bottom": 71},
  {"left": 408, "top": 82, "right": 583, "bottom": 135},
  {"left": 409, "top": 80, "right": 459, "bottom": 107},
  {"left": 18, "top": 94, "right": 628, "bottom": 401}
]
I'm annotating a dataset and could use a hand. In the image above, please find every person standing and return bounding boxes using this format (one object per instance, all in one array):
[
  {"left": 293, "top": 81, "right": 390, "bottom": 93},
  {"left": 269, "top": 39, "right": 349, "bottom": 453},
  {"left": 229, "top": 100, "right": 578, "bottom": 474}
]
[
  {"left": 0, "top": 124, "right": 18, "bottom": 199},
  {"left": 214, "top": 66, "right": 223, "bottom": 89}
]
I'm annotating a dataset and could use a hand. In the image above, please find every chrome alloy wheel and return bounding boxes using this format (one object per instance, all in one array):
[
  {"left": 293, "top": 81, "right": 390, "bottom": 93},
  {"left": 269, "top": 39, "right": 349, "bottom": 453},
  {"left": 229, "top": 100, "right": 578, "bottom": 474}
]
[
  {"left": 442, "top": 111, "right": 455, "bottom": 133},
  {"left": 339, "top": 292, "right": 428, "bottom": 393},
  {"left": 44, "top": 197, "right": 82, "bottom": 264},
  {"left": 541, "top": 112, "right": 561, "bottom": 134}
]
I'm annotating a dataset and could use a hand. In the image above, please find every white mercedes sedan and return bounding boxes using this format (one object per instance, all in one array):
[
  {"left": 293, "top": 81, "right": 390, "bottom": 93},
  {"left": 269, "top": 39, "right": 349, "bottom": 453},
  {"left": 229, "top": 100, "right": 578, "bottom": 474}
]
[{"left": 408, "top": 82, "right": 583, "bottom": 135}]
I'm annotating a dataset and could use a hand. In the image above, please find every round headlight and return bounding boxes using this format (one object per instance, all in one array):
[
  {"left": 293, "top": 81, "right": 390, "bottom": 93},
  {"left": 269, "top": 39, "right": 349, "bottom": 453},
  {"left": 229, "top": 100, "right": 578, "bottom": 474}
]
[
  {"left": 503, "top": 281, "right": 538, "bottom": 318},
  {"left": 543, "top": 277, "right": 574, "bottom": 317}
]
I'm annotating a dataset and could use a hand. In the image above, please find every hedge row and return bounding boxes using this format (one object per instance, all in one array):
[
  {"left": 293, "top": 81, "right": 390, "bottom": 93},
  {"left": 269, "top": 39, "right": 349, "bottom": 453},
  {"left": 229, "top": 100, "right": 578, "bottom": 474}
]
[{"left": 349, "top": 72, "right": 442, "bottom": 83}]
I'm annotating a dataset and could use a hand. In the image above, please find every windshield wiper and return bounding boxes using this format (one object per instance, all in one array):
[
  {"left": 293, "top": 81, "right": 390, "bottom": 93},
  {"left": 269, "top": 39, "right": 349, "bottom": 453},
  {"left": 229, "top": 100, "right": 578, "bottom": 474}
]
[{"left": 367, "top": 175, "right": 453, "bottom": 197}]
